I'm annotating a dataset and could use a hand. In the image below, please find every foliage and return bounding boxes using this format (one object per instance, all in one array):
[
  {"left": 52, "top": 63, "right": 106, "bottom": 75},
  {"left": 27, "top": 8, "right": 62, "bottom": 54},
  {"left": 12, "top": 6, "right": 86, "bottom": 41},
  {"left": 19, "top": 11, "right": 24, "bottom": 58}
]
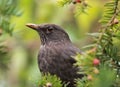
[
  {"left": 75, "top": 0, "right": 120, "bottom": 87},
  {"left": 0, "top": 0, "right": 120, "bottom": 87},
  {"left": 0, "top": 0, "right": 21, "bottom": 71},
  {"left": 0, "top": 43, "right": 9, "bottom": 71},
  {"left": 57, "top": 0, "right": 90, "bottom": 15},
  {"left": 0, "top": 0, "right": 22, "bottom": 35},
  {"left": 38, "top": 73, "right": 64, "bottom": 87},
  {"left": 57, "top": 0, "right": 72, "bottom": 6},
  {"left": 56, "top": 0, "right": 120, "bottom": 86},
  {"left": 37, "top": 0, "right": 120, "bottom": 86}
]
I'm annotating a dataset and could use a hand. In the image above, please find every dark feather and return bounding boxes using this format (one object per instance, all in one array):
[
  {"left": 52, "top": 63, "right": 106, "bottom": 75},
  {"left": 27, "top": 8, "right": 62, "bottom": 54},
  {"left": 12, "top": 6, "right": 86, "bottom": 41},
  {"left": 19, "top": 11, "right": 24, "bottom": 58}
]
[
  {"left": 26, "top": 23, "right": 84, "bottom": 87},
  {"left": 38, "top": 41, "right": 83, "bottom": 87}
]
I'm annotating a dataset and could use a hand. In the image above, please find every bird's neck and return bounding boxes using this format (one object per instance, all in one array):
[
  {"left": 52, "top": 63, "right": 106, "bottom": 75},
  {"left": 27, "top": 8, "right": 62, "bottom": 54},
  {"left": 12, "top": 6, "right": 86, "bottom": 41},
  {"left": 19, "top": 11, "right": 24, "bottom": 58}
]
[
  {"left": 40, "top": 36, "right": 71, "bottom": 46},
  {"left": 41, "top": 39, "right": 71, "bottom": 47}
]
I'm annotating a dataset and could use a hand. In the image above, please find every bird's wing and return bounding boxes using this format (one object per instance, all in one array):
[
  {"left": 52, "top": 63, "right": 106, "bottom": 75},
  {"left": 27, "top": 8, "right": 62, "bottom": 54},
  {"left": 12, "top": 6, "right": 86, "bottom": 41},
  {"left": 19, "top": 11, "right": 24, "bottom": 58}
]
[
  {"left": 62, "top": 44, "right": 82, "bottom": 64},
  {"left": 54, "top": 45, "right": 83, "bottom": 82}
]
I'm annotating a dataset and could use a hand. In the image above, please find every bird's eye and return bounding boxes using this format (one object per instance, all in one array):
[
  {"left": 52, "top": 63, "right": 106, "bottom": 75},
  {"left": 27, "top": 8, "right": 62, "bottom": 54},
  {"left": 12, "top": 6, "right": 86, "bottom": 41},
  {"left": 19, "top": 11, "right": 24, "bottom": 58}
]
[{"left": 46, "top": 27, "right": 53, "bottom": 33}]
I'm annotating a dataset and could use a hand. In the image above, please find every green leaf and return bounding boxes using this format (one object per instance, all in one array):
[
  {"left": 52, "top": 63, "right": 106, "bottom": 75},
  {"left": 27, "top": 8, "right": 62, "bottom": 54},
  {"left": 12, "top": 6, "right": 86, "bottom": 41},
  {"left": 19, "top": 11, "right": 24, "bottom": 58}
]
[
  {"left": 92, "top": 65, "right": 116, "bottom": 87},
  {"left": 38, "top": 73, "right": 63, "bottom": 87}
]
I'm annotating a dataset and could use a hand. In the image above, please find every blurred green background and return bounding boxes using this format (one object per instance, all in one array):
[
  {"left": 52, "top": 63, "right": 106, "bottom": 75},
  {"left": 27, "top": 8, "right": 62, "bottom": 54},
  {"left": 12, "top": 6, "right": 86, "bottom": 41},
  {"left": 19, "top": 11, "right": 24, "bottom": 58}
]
[{"left": 0, "top": 0, "right": 108, "bottom": 87}]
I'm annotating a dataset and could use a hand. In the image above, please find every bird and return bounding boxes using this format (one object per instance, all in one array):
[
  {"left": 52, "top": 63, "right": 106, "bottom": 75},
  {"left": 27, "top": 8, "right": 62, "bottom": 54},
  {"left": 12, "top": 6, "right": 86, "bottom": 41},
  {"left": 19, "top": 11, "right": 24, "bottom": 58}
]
[{"left": 26, "top": 23, "right": 84, "bottom": 87}]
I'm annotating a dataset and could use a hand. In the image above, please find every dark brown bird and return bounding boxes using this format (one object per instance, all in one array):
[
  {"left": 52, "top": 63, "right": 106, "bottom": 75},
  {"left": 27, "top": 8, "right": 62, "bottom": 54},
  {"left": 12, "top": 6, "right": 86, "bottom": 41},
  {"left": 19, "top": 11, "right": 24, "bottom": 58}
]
[{"left": 26, "top": 23, "right": 84, "bottom": 87}]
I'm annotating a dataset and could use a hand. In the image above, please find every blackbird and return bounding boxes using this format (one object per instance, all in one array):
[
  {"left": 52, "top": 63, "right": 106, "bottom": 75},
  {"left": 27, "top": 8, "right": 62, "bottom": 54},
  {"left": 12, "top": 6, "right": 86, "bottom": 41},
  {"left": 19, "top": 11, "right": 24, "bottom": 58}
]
[{"left": 26, "top": 23, "right": 84, "bottom": 87}]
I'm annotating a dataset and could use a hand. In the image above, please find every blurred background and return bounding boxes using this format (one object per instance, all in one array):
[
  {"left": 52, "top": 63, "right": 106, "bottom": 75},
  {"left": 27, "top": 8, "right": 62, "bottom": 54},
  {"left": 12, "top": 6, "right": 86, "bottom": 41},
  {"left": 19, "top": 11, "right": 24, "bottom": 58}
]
[{"left": 0, "top": 0, "right": 108, "bottom": 87}]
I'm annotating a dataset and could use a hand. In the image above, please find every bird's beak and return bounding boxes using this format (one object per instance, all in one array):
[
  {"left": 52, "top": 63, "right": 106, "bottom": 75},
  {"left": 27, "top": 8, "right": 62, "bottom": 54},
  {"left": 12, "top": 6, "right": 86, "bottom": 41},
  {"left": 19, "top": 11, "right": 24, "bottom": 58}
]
[{"left": 26, "top": 23, "right": 39, "bottom": 30}]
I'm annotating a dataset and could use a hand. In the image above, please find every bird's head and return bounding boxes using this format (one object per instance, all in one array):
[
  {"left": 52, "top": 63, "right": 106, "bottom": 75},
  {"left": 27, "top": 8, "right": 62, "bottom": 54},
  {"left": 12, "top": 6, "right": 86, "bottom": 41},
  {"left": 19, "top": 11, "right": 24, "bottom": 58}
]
[{"left": 26, "top": 23, "right": 71, "bottom": 45}]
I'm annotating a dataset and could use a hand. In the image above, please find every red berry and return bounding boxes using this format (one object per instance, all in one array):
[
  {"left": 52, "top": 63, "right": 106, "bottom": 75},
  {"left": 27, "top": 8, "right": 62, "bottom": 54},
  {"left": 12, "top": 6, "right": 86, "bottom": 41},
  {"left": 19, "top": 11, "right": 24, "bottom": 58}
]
[
  {"left": 93, "top": 58, "right": 100, "bottom": 66},
  {"left": 76, "top": 0, "right": 81, "bottom": 3},
  {"left": 72, "top": 0, "right": 81, "bottom": 4}
]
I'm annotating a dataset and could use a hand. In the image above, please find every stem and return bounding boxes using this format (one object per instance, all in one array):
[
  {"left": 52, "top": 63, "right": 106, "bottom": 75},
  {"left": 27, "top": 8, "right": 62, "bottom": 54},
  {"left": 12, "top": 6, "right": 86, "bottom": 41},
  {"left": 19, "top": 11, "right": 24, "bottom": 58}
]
[{"left": 95, "top": 0, "right": 120, "bottom": 49}]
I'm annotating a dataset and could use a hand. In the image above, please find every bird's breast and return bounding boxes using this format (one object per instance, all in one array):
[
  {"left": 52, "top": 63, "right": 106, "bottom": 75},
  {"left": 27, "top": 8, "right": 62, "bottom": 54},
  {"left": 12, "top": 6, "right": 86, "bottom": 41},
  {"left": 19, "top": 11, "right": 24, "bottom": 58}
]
[{"left": 38, "top": 44, "right": 63, "bottom": 73}]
